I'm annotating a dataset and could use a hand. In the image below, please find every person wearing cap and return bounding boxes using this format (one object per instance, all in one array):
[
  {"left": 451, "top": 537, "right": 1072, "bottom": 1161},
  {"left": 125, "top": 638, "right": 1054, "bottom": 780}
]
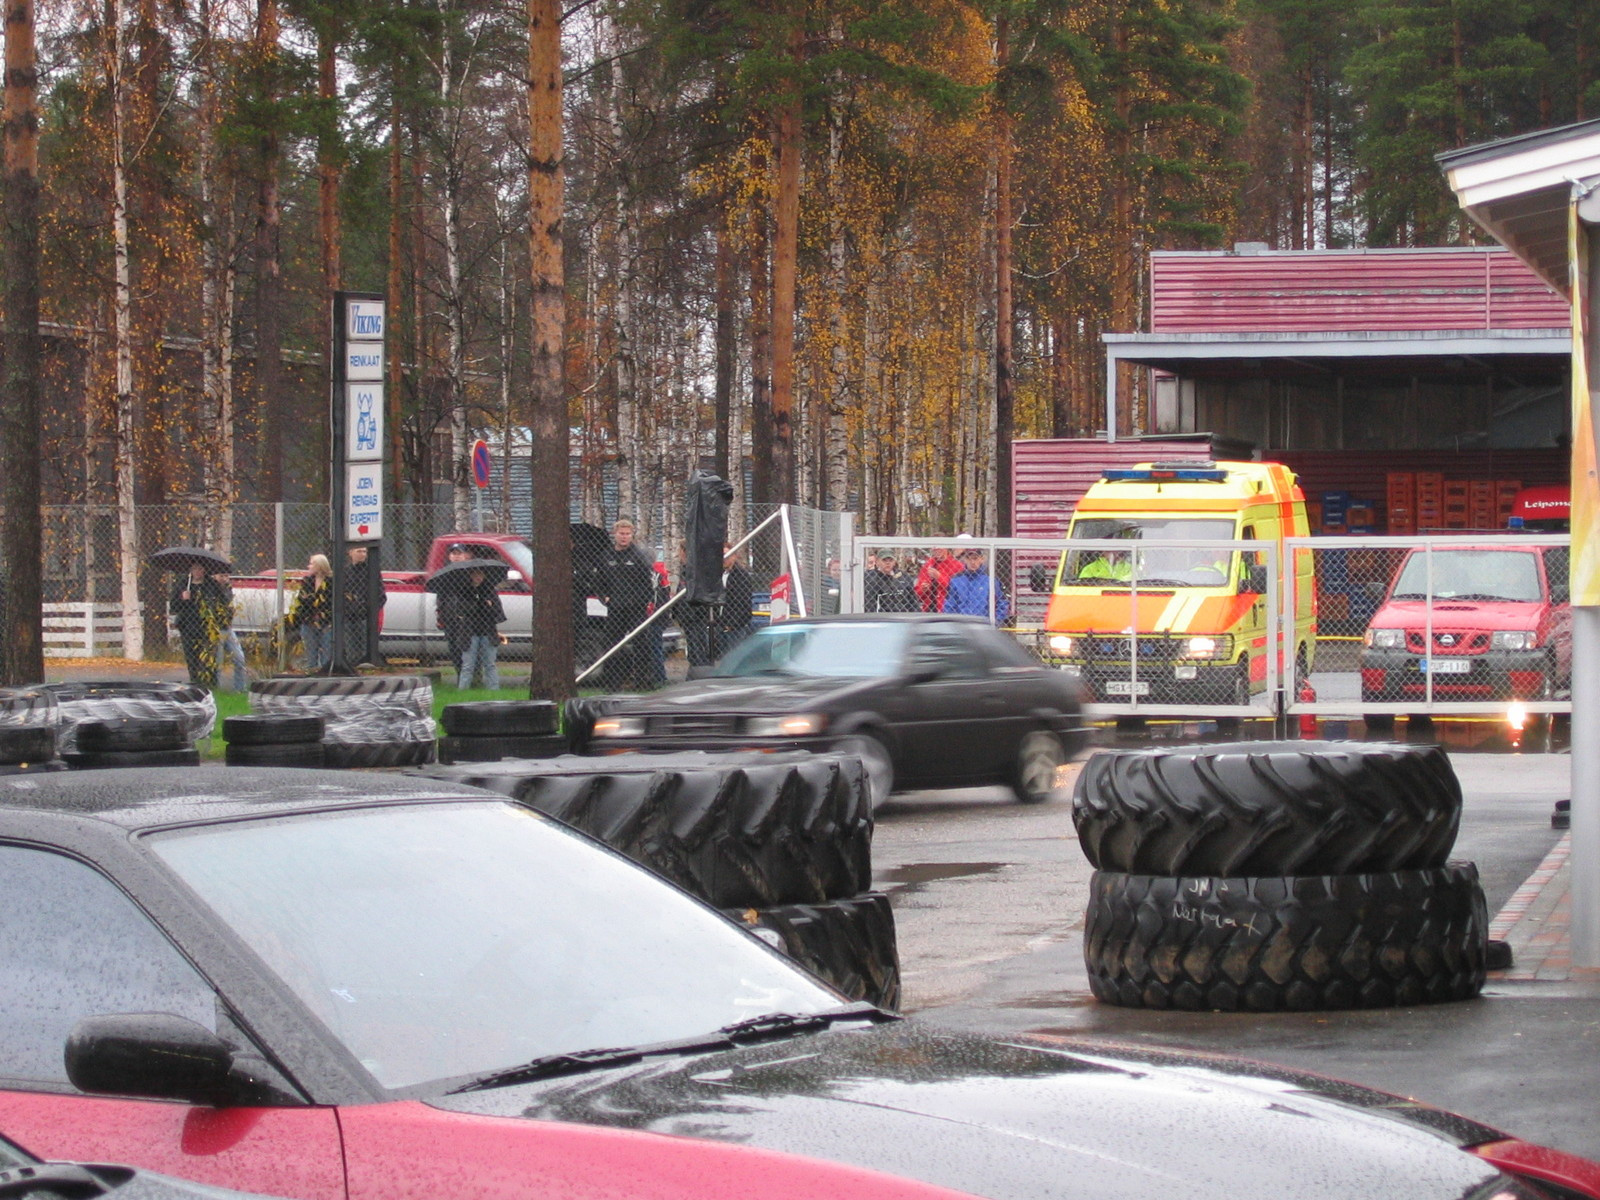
[
  {"left": 456, "top": 565, "right": 507, "bottom": 689},
  {"left": 942, "top": 544, "right": 1010, "bottom": 623},
  {"left": 436, "top": 543, "right": 475, "bottom": 671}
]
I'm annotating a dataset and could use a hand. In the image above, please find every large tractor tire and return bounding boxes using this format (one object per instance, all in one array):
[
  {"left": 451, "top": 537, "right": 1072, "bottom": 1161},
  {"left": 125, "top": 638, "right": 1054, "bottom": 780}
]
[
  {"left": 1072, "top": 740, "right": 1461, "bottom": 877},
  {"left": 44, "top": 681, "right": 215, "bottom": 753},
  {"left": 725, "top": 893, "right": 901, "bottom": 1010},
  {"left": 1083, "top": 864, "right": 1487, "bottom": 1013}
]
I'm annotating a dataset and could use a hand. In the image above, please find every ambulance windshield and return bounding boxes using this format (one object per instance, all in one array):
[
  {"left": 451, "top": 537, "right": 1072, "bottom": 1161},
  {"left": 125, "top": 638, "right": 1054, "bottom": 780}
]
[{"left": 1065, "top": 518, "right": 1239, "bottom": 587}]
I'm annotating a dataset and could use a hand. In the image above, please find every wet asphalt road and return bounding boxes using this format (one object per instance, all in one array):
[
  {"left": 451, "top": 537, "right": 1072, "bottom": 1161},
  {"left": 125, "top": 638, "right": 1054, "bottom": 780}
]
[{"left": 871, "top": 744, "right": 1600, "bottom": 1161}]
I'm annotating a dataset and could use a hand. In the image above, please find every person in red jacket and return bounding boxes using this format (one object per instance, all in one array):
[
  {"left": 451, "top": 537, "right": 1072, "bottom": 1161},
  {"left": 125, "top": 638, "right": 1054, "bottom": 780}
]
[{"left": 915, "top": 545, "right": 962, "bottom": 613}]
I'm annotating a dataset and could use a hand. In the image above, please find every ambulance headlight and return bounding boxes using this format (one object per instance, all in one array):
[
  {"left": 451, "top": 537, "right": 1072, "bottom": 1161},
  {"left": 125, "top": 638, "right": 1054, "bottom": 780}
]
[
  {"left": 1181, "top": 636, "right": 1229, "bottom": 659},
  {"left": 1048, "top": 635, "right": 1075, "bottom": 655}
]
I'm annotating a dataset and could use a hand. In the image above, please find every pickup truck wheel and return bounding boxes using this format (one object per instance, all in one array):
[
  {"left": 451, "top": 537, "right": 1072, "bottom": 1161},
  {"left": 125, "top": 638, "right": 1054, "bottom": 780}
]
[
  {"left": 1012, "top": 730, "right": 1066, "bottom": 804},
  {"left": 0, "top": 723, "right": 56, "bottom": 765},
  {"left": 43, "top": 681, "right": 216, "bottom": 753},
  {"left": 421, "top": 750, "right": 873, "bottom": 908},
  {"left": 1084, "top": 864, "right": 1487, "bottom": 1011},
  {"left": 77, "top": 717, "right": 189, "bottom": 754},
  {"left": 1072, "top": 739, "right": 1462, "bottom": 876},
  {"left": 441, "top": 700, "right": 559, "bottom": 737},
  {"left": 725, "top": 893, "right": 900, "bottom": 1010}
]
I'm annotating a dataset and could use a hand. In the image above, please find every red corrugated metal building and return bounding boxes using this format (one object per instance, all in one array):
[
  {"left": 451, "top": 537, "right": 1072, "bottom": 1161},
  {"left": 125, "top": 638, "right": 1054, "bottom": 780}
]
[{"left": 1014, "top": 245, "right": 1571, "bottom": 534}]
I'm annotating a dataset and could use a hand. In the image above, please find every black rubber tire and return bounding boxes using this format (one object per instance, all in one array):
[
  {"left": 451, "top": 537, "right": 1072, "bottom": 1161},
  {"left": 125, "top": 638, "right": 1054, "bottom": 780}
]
[
  {"left": 437, "top": 733, "right": 569, "bottom": 764},
  {"left": 43, "top": 680, "right": 216, "bottom": 753},
  {"left": 1083, "top": 864, "right": 1487, "bottom": 1012},
  {"left": 832, "top": 732, "right": 894, "bottom": 812},
  {"left": 725, "top": 893, "right": 901, "bottom": 1010},
  {"left": 431, "top": 751, "right": 873, "bottom": 907},
  {"left": 1072, "top": 740, "right": 1462, "bottom": 877},
  {"left": 321, "top": 739, "right": 437, "bottom": 769},
  {"left": 0, "top": 724, "right": 57, "bottom": 765},
  {"left": 441, "top": 701, "right": 560, "bottom": 738},
  {"left": 0, "top": 759, "right": 67, "bottom": 775},
  {"left": 64, "top": 747, "right": 202, "bottom": 770},
  {"left": 252, "top": 674, "right": 431, "bottom": 700},
  {"left": 225, "top": 742, "right": 326, "bottom": 768},
  {"left": 1011, "top": 729, "right": 1066, "bottom": 804},
  {"left": 224, "top": 714, "right": 326, "bottom": 746},
  {"left": 76, "top": 717, "right": 189, "bottom": 754}
]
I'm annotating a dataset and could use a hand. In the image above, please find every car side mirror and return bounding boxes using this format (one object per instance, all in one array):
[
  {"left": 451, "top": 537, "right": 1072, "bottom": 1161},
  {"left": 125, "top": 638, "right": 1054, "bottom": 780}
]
[
  {"left": 66, "top": 1013, "right": 239, "bottom": 1107},
  {"left": 904, "top": 654, "right": 944, "bottom": 683},
  {"left": 1241, "top": 564, "right": 1268, "bottom": 595},
  {"left": 1028, "top": 564, "right": 1052, "bottom": 592}
]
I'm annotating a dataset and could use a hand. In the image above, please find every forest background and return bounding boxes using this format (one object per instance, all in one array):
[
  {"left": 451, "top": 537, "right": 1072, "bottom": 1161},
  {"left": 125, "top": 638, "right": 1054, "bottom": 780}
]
[{"left": 9, "top": 0, "right": 1600, "bottom": 549}]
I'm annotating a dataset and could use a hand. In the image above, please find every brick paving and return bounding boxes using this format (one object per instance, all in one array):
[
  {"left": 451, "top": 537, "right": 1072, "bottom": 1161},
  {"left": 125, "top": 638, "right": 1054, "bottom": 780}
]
[{"left": 1489, "top": 833, "right": 1600, "bottom": 982}]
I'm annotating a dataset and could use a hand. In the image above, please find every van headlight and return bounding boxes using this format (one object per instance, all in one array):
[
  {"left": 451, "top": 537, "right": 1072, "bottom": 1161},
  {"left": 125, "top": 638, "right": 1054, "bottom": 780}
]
[
  {"left": 592, "top": 716, "right": 647, "bottom": 738},
  {"left": 1491, "top": 631, "right": 1538, "bottom": 650},
  {"left": 1366, "top": 629, "right": 1404, "bottom": 649},
  {"left": 1181, "top": 635, "right": 1228, "bottom": 659},
  {"left": 746, "top": 714, "right": 826, "bottom": 737},
  {"left": 1048, "top": 634, "right": 1075, "bottom": 655}
]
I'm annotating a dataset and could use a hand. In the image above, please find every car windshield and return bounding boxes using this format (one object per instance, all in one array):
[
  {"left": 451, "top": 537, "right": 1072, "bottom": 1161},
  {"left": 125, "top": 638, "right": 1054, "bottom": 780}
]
[
  {"left": 1065, "top": 518, "right": 1239, "bottom": 586},
  {"left": 498, "top": 540, "right": 533, "bottom": 581},
  {"left": 1391, "top": 549, "right": 1543, "bottom": 602},
  {"left": 715, "top": 621, "right": 911, "bottom": 678},
  {"left": 152, "top": 803, "right": 837, "bottom": 1092}
]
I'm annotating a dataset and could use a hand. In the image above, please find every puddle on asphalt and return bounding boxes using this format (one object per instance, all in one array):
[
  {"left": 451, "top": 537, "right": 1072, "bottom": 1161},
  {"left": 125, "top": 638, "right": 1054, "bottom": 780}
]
[{"left": 880, "top": 861, "right": 1006, "bottom": 889}]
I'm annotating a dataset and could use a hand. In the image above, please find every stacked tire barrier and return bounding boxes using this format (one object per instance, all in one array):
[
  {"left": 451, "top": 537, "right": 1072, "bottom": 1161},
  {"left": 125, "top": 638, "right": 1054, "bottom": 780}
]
[
  {"left": 42, "top": 681, "right": 215, "bottom": 757},
  {"left": 438, "top": 701, "right": 566, "bottom": 764},
  {"left": 0, "top": 687, "right": 64, "bottom": 775},
  {"left": 223, "top": 714, "right": 326, "bottom": 768},
  {"left": 250, "top": 676, "right": 435, "bottom": 768},
  {"left": 424, "top": 750, "right": 899, "bottom": 1008},
  {"left": 64, "top": 717, "right": 200, "bottom": 769},
  {"left": 1074, "top": 740, "right": 1487, "bottom": 1012}
]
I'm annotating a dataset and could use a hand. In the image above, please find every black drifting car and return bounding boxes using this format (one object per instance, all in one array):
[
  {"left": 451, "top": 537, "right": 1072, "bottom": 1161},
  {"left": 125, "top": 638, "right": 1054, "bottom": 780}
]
[{"left": 588, "top": 614, "right": 1092, "bottom": 808}]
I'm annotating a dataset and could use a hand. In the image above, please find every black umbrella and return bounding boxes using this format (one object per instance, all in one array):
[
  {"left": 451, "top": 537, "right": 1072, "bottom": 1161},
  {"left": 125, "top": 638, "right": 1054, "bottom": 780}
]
[
  {"left": 426, "top": 558, "right": 509, "bottom": 592},
  {"left": 148, "top": 546, "right": 233, "bottom": 574}
]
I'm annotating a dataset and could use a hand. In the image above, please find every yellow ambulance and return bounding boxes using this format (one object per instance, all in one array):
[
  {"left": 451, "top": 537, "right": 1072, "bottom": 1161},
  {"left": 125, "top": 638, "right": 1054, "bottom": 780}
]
[{"left": 1038, "top": 461, "right": 1316, "bottom": 705}]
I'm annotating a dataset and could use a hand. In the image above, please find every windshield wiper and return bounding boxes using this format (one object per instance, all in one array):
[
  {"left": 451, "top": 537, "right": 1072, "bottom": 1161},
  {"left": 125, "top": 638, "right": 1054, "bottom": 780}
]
[{"left": 447, "top": 1004, "right": 894, "bottom": 1094}]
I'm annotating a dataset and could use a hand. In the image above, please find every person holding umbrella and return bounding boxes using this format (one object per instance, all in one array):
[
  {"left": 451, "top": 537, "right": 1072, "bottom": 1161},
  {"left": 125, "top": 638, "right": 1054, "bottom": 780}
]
[
  {"left": 428, "top": 554, "right": 508, "bottom": 689},
  {"left": 169, "top": 561, "right": 229, "bottom": 687}
]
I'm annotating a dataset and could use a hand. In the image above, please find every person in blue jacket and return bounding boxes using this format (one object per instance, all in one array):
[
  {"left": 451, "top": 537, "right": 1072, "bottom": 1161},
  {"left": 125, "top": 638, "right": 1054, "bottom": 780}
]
[{"left": 941, "top": 545, "right": 1010, "bottom": 623}]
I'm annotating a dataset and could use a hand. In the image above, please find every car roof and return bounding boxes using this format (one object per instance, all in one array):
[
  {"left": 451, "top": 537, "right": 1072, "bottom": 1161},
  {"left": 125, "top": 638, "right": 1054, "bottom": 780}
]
[
  {"left": 0, "top": 766, "right": 494, "bottom": 832},
  {"left": 758, "top": 614, "right": 986, "bottom": 625}
]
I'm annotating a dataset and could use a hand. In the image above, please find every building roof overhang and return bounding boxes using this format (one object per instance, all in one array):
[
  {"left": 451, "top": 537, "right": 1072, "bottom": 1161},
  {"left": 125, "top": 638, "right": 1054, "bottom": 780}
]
[
  {"left": 1102, "top": 329, "right": 1570, "bottom": 379},
  {"left": 1438, "top": 118, "right": 1600, "bottom": 295}
]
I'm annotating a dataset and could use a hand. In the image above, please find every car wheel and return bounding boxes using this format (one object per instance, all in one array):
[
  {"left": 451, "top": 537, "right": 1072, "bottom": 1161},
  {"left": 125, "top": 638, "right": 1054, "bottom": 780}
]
[
  {"left": 1071, "top": 740, "right": 1462, "bottom": 876},
  {"left": 836, "top": 733, "right": 895, "bottom": 812},
  {"left": 725, "top": 893, "right": 901, "bottom": 1010},
  {"left": 1083, "top": 863, "right": 1487, "bottom": 1012},
  {"left": 1012, "top": 730, "right": 1065, "bottom": 805}
]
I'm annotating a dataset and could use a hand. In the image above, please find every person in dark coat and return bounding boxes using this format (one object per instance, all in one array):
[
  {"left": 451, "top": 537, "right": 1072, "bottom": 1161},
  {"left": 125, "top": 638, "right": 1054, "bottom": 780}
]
[
  {"left": 678, "top": 541, "right": 713, "bottom": 669},
  {"left": 712, "top": 545, "right": 755, "bottom": 660},
  {"left": 170, "top": 562, "right": 227, "bottom": 687},
  {"left": 874, "top": 555, "right": 919, "bottom": 612},
  {"left": 455, "top": 566, "right": 506, "bottom": 689},
  {"left": 434, "top": 543, "right": 474, "bottom": 671},
  {"left": 597, "top": 519, "right": 658, "bottom": 688},
  {"left": 343, "top": 544, "right": 387, "bottom": 666}
]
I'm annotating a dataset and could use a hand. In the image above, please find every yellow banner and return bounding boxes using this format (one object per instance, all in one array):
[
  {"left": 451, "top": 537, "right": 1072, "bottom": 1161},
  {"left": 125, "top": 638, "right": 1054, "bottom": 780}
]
[{"left": 1573, "top": 202, "right": 1600, "bottom": 605}]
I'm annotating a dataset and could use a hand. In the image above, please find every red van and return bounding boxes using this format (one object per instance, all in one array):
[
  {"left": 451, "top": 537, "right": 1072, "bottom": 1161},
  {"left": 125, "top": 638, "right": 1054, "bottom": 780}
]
[{"left": 1360, "top": 542, "right": 1571, "bottom": 702}]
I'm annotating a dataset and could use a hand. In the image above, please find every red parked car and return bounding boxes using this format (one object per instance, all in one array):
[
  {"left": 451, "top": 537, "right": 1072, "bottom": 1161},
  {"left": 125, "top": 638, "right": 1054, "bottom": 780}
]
[
  {"left": 1361, "top": 542, "right": 1571, "bottom": 704},
  {"left": 2, "top": 768, "right": 1598, "bottom": 1200}
]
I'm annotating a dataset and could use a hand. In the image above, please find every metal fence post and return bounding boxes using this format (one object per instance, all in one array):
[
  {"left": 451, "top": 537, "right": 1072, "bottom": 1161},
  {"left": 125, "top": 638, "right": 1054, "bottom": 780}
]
[{"left": 274, "top": 502, "right": 287, "bottom": 674}]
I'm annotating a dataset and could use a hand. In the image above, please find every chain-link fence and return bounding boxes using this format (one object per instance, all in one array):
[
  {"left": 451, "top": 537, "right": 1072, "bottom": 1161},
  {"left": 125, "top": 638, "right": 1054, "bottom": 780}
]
[
  {"left": 848, "top": 535, "right": 1281, "bottom": 717},
  {"left": 1287, "top": 533, "right": 1572, "bottom": 720}
]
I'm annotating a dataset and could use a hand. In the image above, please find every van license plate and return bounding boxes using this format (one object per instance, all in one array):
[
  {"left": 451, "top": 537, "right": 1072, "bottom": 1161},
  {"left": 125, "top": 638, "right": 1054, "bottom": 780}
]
[
  {"left": 1420, "top": 658, "right": 1471, "bottom": 675},
  {"left": 1106, "top": 680, "right": 1150, "bottom": 696}
]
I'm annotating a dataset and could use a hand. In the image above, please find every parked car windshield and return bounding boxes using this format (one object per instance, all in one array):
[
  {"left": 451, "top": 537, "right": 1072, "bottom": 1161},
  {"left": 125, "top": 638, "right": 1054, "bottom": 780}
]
[
  {"left": 1391, "top": 549, "right": 1543, "bottom": 603},
  {"left": 716, "top": 620, "right": 912, "bottom": 678},
  {"left": 1066, "top": 518, "right": 1239, "bottom": 585},
  {"left": 152, "top": 802, "right": 837, "bottom": 1092}
]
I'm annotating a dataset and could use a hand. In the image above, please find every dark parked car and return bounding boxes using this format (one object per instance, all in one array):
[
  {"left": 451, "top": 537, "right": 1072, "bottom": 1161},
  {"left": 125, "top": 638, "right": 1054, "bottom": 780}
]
[
  {"left": 589, "top": 614, "right": 1091, "bottom": 807},
  {"left": 0, "top": 1129, "right": 285, "bottom": 1199},
  {"left": 2, "top": 769, "right": 1598, "bottom": 1200}
]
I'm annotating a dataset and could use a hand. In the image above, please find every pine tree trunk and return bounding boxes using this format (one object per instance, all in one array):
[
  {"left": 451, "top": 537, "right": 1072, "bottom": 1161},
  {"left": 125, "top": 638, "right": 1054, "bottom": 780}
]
[
  {"left": 109, "top": 0, "right": 142, "bottom": 660},
  {"left": 993, "top": 14, "right": 1014, "bottom": 536},
  {"left": 825, "top": 94, "right": 849, "bottom": 515},
  {"left": 386, "top": 95, "right": 406, "bottom": 498},
  {"left": 526, "top": 0, "right": 572, "bottom": 700},
  {"left": 253, "top": 0, "right": 284, "bottom": 502},
  {"left": 199, "top": 0, "right": 235, "bottom": 557},
  {"left": 0, "top": 0, "right": 43, "bottom": 684},
  {"left": 748, "top": 208, "right": 773, "bottom": 505},
  {"left": 768, "top": 18, "right": 803, "bottom": 505},
  {"left": 713, "top": 201, "right": 735, "bottom": 483}
]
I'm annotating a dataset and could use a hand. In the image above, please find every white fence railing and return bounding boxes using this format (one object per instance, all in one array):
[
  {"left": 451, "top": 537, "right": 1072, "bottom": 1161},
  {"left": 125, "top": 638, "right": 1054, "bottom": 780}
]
[{"left": 42, "top": 602, "right": 129, "bottom": 658}]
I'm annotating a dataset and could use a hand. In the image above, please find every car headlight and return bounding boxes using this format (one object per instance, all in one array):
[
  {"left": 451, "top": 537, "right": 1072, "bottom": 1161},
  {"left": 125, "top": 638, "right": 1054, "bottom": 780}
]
[
  {"left": 1491, "top": 630, "right": 1538, "bottom": 651},
  {"left": 745, "top": 713, "right": 827, "bottom": 737},
  {"left": 1048, "top": 634, "right": 1075, "bottom": 655},
  {"left": 1366, "top": 628, "right": 1404, "bottom": 650},
  {"left": 592, "top": 716, "right": 646, "bottom": 738},
  {"left": 1181, "top": 635, "right": 1227, "bottom": 659}
]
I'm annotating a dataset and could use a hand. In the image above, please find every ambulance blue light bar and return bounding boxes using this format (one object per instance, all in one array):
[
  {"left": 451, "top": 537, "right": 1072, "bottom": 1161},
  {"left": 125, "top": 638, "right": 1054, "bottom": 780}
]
[{"left": 1102, "top": 465, "right": 1228, "bottom": 483}]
